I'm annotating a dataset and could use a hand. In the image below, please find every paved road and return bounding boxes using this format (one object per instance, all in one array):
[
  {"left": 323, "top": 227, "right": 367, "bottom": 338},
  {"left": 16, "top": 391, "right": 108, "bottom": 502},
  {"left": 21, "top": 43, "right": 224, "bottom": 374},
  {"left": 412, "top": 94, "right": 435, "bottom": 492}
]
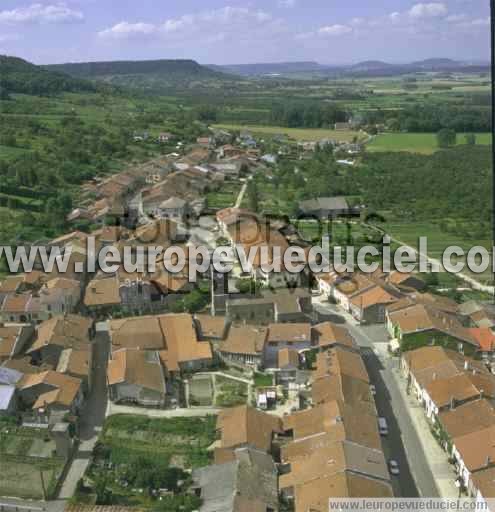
[
  {"left": 314, "top": 299, "right": 438, "bottom": 497},
  {"left": 107, "top": 403, "right": 220, "bottom": 418},
  {"left": 58, "top": 329, "right": 109, "bottom": 499},
  {"left": 0, "top": 498, "right": 64, "bottom": 512},
  {"left": 235, "top": 182, "right": 248, "bottom": 208}
]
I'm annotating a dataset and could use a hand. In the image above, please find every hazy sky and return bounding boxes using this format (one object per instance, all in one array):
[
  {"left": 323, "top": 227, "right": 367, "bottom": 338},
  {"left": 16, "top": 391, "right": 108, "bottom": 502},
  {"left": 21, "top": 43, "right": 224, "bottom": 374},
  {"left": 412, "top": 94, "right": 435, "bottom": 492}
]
[{"left": 0, "top": 0, "right": 490, "bottom": 65}]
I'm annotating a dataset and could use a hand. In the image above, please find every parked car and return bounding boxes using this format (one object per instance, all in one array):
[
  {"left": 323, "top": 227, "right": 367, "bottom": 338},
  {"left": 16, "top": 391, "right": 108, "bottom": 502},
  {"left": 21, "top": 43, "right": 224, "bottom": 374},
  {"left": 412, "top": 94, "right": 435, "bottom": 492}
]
[
  {"left": 389, "top": 460, "right": 400, "bottom": 476},
  {"left": 378, "top": 417, "right": 388, "bottom": 436}
]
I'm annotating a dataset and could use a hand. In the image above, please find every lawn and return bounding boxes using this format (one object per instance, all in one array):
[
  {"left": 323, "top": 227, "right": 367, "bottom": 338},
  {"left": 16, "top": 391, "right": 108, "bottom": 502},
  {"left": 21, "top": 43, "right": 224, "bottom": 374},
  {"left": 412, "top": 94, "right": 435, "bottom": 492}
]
[
  {"left": 212, "top": 123, "right": 364, "bottom": 142},
  {"left": 368, "top": 133, "right": 492, "bottom": 154}
]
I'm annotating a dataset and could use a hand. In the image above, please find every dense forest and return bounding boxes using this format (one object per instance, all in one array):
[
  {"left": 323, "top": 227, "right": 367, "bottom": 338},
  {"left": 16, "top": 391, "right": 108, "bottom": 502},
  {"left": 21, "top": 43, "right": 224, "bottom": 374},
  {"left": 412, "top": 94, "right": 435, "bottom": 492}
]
[
  {"left": 268, "top": 102, "right": 348, "bottom": 128},
  {"left": 260, "top": 144, "right": 491, "bottom": 240},
  {"left": 0, "top": 55, "right": 97, "bottom": 96}
]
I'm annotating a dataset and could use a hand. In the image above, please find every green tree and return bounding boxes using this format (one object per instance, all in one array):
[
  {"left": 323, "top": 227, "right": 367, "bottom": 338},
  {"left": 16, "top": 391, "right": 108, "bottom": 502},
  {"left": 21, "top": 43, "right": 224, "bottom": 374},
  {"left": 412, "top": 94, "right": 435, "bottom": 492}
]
[
  {"left": 465, "top": 133, "right": 476, "bottom": 146},
  {"left": 437, "top": 129, "right": 457, "bottom": 148}
]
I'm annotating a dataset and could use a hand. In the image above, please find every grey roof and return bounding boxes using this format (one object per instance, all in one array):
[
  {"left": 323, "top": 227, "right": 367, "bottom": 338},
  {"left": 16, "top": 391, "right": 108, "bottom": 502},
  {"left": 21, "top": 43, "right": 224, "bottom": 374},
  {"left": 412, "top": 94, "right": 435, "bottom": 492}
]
[
  {"left": 192, "top": 447, "right": 278, "bottom": 512},
  {"left": 342, "top": 441, "right": 390, "bottom": 481},
  {"left": 159, "top": 197, "right": 187, "bottom": 209},
  {"left": 0, "top": 367, "right": 23, "bottom": 386},
  {"left": 0, "top": 385, "right": 16, "bottom": 410},
  {"left": 458, "top": 300, "right": 484, "bottom": 316},
  {"left": 299, "top": 196, "right": 350, "bottom": 213}
]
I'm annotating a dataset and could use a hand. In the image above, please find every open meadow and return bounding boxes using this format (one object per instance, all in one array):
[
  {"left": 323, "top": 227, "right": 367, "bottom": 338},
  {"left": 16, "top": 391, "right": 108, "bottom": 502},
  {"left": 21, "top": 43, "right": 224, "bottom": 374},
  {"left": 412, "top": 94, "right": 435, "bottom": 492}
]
[
  {"left": 368, "top": 132, "right": 492, "bottom": 154},
  {"left": 212, "top": 123, "right": 364, "bottom": 142}
]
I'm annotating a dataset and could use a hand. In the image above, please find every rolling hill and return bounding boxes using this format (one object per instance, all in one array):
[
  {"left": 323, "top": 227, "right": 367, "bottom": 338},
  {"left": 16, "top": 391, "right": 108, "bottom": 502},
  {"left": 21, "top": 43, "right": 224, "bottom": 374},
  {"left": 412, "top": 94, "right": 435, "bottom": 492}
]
[
  {"left": 43, "top": 59, "right": 235, "bottom": 90},
  {"left": 210, "top": 58, "right": 490, "bottom": 78},
  {"left": 0, "top": 55, "right": 97, "bottom": 95}
]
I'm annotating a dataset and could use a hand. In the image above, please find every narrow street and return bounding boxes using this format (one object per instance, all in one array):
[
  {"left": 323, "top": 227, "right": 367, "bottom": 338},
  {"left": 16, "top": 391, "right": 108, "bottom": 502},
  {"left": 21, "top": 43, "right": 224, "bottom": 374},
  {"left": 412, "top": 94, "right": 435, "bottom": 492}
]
[
  {"left": 58, "top": 325, "right": 110, "bottom": 499},
  {"left": 313, "top": 298, "right": 446, "bottom": 498}
]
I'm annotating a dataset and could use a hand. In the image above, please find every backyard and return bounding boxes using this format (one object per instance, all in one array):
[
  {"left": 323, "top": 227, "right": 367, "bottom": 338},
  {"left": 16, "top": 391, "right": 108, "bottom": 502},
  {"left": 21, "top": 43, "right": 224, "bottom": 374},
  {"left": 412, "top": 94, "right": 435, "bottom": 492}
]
[
  {"left": 75, "top": 414, "right": 217, "bottom": 509},
  {"left": 0, "top": 423, "right": 66, "bottom": 500}
]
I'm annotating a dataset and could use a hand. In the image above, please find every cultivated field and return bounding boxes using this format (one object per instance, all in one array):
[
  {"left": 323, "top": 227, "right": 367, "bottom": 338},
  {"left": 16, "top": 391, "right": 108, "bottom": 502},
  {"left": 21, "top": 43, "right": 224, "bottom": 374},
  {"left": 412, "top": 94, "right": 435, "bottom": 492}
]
[
  {"left": 0, "top": 425, "right": 65, "bottom": 500},
  {"left": 368, "top": 133, "right": 492, "bottom": 154},
  {"left": 212, "top": 123, "right": 364, "bottom": 142}
]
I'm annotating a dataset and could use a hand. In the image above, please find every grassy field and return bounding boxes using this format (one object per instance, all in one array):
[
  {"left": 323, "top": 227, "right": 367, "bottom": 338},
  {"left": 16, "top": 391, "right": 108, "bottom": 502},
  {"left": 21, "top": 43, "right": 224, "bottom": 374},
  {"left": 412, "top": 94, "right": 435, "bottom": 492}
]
[
  {"left": 212, "top": 123, "right": 363, "bottom": 142},
  {"left": 206, "top": 182, "right": 241, "bottom": 210},
  {"left": 368, "top": 133, "right": 492, "bottom": 154},
  {"left": 377, "top": 221, "right": 493, "bottom": 284}
]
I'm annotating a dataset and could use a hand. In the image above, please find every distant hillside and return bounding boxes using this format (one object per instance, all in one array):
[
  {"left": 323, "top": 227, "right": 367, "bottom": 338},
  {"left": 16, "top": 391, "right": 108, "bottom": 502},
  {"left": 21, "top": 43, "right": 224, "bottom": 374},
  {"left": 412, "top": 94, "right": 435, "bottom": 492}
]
[
  {"left": 211, "top": 58, "right": 490, "bottom": 79},
  {"left": 350, "top": 60, "right": 395, "bottom": 72},
  {"left": 44, "top": 59, "right": 234, "bottom": 90},
  {"left": 411, "top": 58, "right": 460, "bottom": 69},
  {"left": 0, "top": 55, "right": 96, "bottom": 95},
  {"left": 208, "top": 61, "right": 326, "bottom": 77}
]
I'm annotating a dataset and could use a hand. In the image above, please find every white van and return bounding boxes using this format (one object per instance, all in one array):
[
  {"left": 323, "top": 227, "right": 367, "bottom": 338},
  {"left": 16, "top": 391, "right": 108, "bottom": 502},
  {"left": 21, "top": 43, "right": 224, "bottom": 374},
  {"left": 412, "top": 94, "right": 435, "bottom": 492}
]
[{"left": 378, "top": 417, "right": 388, "bottom": 436}]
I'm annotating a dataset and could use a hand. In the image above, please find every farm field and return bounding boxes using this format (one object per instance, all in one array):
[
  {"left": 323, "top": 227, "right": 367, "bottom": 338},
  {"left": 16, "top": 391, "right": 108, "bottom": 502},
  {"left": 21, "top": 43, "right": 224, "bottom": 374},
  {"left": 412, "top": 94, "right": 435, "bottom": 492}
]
[
  {"left": 377, "top": 221, "right": 493, "bottom": 284},
  {"left": 368, "top": 132, "right": 492, "bottom": 154},
  {"left": 212, "top": 123, "right": 364, "bottom": 142}
]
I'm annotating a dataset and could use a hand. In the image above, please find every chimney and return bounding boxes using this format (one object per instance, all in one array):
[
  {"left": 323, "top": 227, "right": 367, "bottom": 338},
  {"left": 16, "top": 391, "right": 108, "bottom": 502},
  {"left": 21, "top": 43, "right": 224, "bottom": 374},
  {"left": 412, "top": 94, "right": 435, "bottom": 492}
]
[{"left": 450, "top": 396, "right": 456, "bottom": 410}]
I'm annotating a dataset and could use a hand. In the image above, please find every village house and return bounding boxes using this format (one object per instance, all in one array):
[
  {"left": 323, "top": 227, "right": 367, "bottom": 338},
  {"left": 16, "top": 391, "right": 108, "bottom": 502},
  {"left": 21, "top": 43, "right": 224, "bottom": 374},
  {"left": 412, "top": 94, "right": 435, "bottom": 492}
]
[
  {"left": 0, "top": 272, "right": 48, "bottom": 303},
  {"left": 17, "top": 370, "right": 83, "bottom": 425},
  {"left": 27, "top": 314, "right": 93, "bottom": 368},
  {"left": 471, "top": 467, "right": 495, "bottom": 505},
  {"left": 192, "top": 447, "right": 279, "bottom": 512},
  {"left": 0, "top": 323, "right": 35, "bottom": 363},
  {"left": 311, "top": 347, "right": 375, "bottom": 415},
  {"left": 400, "top": 346, "right": 491, "bottom": 421},
  {"left": 264, "top": 323, "right": 311, "bottom": 368},
  {"left": 349, "top": 284, "right": 401, "bottom": 324},
  {"left": 388, "top": 304, "right": 478, "bottom": 354},
  {"left": 458, "top": 300, "right": 495, "bottom": 330},
  {"left": 386, "top": 271, "right": 427, "bottom": 293},
  {"left": 107, "top": 349, "right": 167, "bottom": 407},
  {"left": 0, "top": 367, "right": 23, "bottom": 416},
  {"left": 276, "top": 348, "right": 301, "bottom": 386},
  {"left": 157, "top": 132, "right": 174, "bottom": 143},
  {"left": 194, "top": 314, "right": 228, "bottom": 342},
  {"left": 154, "top": 196, "right": 191, "bottom": 221},
  {"left": 84, "top": 276, "right": 122, "bottom": 316},
  {"left": 215, "top": 405, "right": 283, "bottom": 457},
  {"left": 311, "top": 322, "right": 358, "bottom": 353},
  {"left": 451, "top": 425, "right": 495, "bottom": 494},
  {"left": 225, "top": 287, "right": 312, "bottom": 326},
  {"left": 468, "top": 328, "right": 495, "bottom": 360},
  {"left": 38, "top": 278, "right": 82, "bottom": 316},
  {"left": 218, "top": 324, "right": 267, "bottom": 368},
  {"left": 298, "top": 196, "right": 359, "bottom": 219},
  {"left": 109, "top": 313, "right": 213, "bottom": 378}
]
